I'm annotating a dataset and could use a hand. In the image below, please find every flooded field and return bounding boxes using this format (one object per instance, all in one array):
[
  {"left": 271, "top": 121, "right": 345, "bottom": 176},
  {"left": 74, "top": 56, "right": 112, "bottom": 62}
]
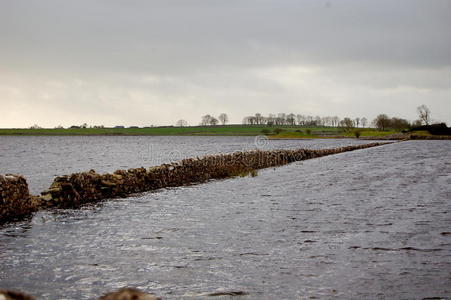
[{"left": 0, "top": 137, "right": 450, "bottom": 299}]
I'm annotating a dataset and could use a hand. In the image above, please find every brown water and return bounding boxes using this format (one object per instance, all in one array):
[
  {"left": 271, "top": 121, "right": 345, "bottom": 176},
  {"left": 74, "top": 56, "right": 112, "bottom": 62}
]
[{"left": 0, "top": 137, "right": 450, "bottom": 299}]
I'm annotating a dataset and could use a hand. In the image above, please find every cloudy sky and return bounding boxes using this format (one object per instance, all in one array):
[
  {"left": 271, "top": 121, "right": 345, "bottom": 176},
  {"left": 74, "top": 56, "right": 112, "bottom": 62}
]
[{"left": 1, "top": 0, "right": 450, "bottom": 128}]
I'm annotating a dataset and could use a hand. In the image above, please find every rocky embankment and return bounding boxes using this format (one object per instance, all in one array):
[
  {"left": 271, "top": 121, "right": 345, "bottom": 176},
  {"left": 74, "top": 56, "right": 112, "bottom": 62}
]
[{"left": 1, "top": 142, "right": 388, "bottom": 223}]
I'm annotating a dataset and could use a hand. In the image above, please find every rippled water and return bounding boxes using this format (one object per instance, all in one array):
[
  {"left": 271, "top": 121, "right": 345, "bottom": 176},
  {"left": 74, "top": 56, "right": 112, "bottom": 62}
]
[
  {"left": 0, "top": 136, "right": 374, "bottom": 194},
  {"left": 1, "top": 137, "right": 450, "bottom": 299}
]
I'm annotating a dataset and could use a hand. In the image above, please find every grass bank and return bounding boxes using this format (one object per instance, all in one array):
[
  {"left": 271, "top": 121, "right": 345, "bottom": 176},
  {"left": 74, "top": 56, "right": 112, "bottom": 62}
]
[
  {"left": 0, "top": 125, "right": 406, "bottom": 138},
  {"left": 0, "top": 125, "right": 340, "bottom": 136}
]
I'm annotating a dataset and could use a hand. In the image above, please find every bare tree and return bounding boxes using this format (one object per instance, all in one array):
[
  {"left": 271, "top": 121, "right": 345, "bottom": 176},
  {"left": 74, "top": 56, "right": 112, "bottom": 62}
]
[
  {"left": 267, "top": 114, "right": 276, "bottom": 126},
  {"left": 255, "top": 113, "right": 264, "bottom": 125},
  {"left": 417, "top": 104, "right": 431, "bottom": 125},
  {"left": 340, "top": 117, "right": 355, "bottom": 131},
  {"left": 373, "top": 114, "right": 390, "bottom": 131},
  {"left": 332, "top": 116, "right": 340, "bottom": 127},
  {"left": 277, "top": 113, "right": 287, "bottom": 125},
  {"left": 315, "top": 116, "right": 322, "bottom": 126},
  {"left": 176, "top": 119, "right": 188, "bottom": 127},
  {"left": 201, "top": 115, "right": 213, "bottom": 126},
  {"left": 218, "top": 113, "right": 229, "bottom": 125},
  {"left": 296, "top": 114, "right": 305, "bottom": 126},
  {"left": 361, "top": 117, "right": 368, "bottom": 128},
  {"left": 354, "top": 117, "right": 360, "bottom": 128},
  {"left": 286, "top": 113, "right": 296, "bottom": 125},
  {"left": 210, "top": 117, "right": 219, "bottom": 126}
]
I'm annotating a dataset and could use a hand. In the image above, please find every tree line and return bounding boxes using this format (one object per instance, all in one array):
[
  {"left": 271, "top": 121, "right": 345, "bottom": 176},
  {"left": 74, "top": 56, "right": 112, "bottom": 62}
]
[
  {"left": 240, "top": 105, "right": 433, "bottom": 131},
  {"left": 176, "top": 113, "right": 229, "bottom": 127},
  {"left": 242, "top": 113, "right": 369, "bottom": 128}
]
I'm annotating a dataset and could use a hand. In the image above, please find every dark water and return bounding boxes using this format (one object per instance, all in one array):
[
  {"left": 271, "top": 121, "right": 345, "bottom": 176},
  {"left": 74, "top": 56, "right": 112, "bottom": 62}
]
[
  {"left": 0, "top": 136, "right": 375, "bottom": 194},
  {"left": 0, "top": 137, "right": 450, "bottom": 299}
]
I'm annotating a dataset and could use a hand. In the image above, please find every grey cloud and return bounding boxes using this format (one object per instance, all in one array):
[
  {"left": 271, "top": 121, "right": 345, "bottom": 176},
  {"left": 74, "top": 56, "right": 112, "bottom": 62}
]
[
  {"left": 0, "top": 0, "right": 450, "bottom": 127},
  {"left": 1, "top": 0, "right": 450, "bottom": 74}
]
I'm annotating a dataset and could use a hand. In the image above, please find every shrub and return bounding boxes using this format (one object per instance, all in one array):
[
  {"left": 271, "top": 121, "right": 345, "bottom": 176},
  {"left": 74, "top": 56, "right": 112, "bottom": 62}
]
[
  {"left": 354, "top": 130, "right": 361, "bottom": 138},
  {"left": 305, "top": 129, "right": 312, "bottom": 135},
  {"left": 261, "top": 129, "right": 271, "bottom": 135},
  {"left": 273, "top": 128, "right": 284, "bottom": 134}
]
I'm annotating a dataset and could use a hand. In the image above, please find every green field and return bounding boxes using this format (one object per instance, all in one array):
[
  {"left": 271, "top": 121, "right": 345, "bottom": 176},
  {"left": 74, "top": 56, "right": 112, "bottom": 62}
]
[{"left": 0, "top": 125, "right": 400, "bottom": 138}]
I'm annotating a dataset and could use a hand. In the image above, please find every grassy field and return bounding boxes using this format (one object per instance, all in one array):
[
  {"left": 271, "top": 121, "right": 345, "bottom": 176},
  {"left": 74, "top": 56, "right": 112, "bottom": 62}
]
[
  {"left": 0, "top": 125, "right": 337, "bottom": 136},
  {"left": 0, "top": 125, "right": 400, "bottom": 138}
]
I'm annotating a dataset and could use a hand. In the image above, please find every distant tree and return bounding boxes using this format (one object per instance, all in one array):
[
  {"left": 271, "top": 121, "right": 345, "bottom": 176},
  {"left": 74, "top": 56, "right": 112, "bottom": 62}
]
[
  {"left": 176, "top": 119, "right": 188, "bottom": 127},
  {"left": 314, "top": 116, "right": 322, "bottom": 126},
  {"left": 412, "top": 119, "right": 422, "bottom": 127},
  {"left": 55, "top": 125, "right": 64, "bottom": 129},
  {"left": 255, "top": 113, "right": 264, "bottom": 125},
  {"left": 267, "top": 114, "right": 276, "bottom": 126},
  {"left": 243, "top": 116, "right": 257, "bottom": 125},
  {"left": 361, "top": 117, "right": 368, "bottom": 128},
  {"left": 390, "top": 117, "right": 410, "bottom": 130},
  {"left": 354, "top": 117, "right": 360, "bottom": 128},
  {"left": 201, "top": 115, "right": 213, "bottom": 126},
  {"left": 30, "top": 124, "right": 42, "bottom": 129},
  {"left": 286, "top": 114, "right": 296, "bottom": 125},
  {"left": 296, "top": 114, "right": 305, "bottom": 126},
  {"left": 305, "top": 115, "right": 314, "bottom": 126},
  {"left": 277, "top": 113, "right": 287, "bottom": 125},
  {"left": 81, "top": 123, "right": 88, "bottom": 129},
  {"left": 218, "top": 113, "right": 229, "bottom": 125},
  {"left": 332, "top": 116, "right": 340, "bottom": 127},
  {"left": 417, "top": 104, "right": 431, "bottom": 125},
  {"left": 322, "top": 116, "right": 331, "bottom": 127},
  {"left": 340, "top": 117, "right": 355, "bottom": 131},
  {"left": 209, "top": 117, "right": 219, "bottom": 126},
  {"left": 373, "top": 114, "right": 390, "bottom": 131}
]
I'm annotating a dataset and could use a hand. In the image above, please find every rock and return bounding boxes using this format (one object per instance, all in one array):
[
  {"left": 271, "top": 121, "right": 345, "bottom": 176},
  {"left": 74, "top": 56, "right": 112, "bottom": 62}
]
[
  {"left": 0, "top": 174, "right": 36, "bottom": 222},
  {"left": 97, "top": 288, "right": 160, "bottom": 300},
  {"left": 0, "top": 289, "right": 36, "bottom": 300},
  {"left": 40, "top": 194, "right": 53, "bottom": 202},
  {"left": 100, "top": 180, "right": 117, "bottom": 187}
]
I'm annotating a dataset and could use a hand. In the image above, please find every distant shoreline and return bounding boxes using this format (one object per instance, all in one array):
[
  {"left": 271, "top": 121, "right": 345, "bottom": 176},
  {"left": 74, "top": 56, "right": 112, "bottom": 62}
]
[
  {"left": 1, "top": 125, "right": 449, "bottom": 139},
  {"left": 0, "top": 125, "right": 398, "bottom": 138}
]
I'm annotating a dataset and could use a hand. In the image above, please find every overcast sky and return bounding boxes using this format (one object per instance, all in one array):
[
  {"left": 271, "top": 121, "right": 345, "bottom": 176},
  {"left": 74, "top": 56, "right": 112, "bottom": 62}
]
[{"left": 1, "top": 0, "right": 450, "bottom": 128}]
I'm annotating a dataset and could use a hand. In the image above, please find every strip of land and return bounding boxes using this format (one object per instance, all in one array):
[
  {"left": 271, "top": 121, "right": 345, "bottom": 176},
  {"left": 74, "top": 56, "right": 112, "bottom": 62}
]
[{"left": 0, "top": 125, "right": 403, "bottom": 138}]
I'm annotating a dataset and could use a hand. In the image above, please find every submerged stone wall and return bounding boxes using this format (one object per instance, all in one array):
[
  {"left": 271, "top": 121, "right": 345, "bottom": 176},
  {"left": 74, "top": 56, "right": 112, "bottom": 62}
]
[
  {"left": 1, "top": 142, "right": 388, "bottom": 222},
  {"left": 36, "top": 142, "right": 387, "bottom": 208}
]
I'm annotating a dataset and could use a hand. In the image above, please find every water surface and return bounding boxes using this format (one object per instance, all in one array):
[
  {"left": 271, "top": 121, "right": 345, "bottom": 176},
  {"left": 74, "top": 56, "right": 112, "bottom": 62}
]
[{"left": 0, "top": 137, "right": 450, "bottom": 299}]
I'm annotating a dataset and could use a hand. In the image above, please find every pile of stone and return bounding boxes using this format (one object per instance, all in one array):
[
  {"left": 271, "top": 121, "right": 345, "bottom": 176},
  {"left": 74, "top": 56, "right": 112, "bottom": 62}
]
[{"left": 1, "top": 142, "right": 387, "bottom": 222}]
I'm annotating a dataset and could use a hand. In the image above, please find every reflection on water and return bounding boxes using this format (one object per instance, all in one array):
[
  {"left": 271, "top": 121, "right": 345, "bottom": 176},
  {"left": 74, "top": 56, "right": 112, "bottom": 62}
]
[{"left": 1, "top": 138, "right": 450, "bottom": 299}]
